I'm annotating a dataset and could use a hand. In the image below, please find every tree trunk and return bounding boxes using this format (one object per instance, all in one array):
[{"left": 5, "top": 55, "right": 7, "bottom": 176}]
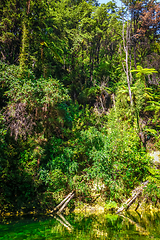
[{"left": 122, "top": 11, "right": 133, "bottom": 106}]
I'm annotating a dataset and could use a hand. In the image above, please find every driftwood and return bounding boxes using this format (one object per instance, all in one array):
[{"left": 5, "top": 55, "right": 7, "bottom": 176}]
[
  {"left": 54, "top": 190, "right": 75, "bottom": 213},
  {"left": 116, "top": 181, "right": 148, "bottom": 214}
]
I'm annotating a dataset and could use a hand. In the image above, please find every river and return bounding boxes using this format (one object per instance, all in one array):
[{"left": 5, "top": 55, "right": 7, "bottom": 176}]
[{"left": 0, "top": 211, "right": 160, "bottom": 239}]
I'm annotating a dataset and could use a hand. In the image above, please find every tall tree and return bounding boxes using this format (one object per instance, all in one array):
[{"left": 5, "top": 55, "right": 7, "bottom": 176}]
[{"left": 0, "top": 0, "right": 24, "bottom": 64}]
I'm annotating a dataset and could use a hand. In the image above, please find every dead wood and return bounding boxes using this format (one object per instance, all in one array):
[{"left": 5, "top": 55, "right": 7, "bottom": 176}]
[
  {"left": 116, "top": 181, "right": 148, "bottom": 214},
  {"left": 57, "top": 193, "right": 75, "bottom": 213},
  {"left": 54, "top": 191, "right": 74, "bottom": 212}
]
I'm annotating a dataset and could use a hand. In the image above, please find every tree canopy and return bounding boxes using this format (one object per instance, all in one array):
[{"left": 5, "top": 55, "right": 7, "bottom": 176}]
[{"left": 0, "top": 0, "right": 160, "bottom": 213}]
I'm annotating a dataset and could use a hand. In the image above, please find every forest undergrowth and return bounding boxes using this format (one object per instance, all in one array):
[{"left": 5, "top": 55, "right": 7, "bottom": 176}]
[{"left": 0, "top": 0, "right": 160, "bottom": 214}]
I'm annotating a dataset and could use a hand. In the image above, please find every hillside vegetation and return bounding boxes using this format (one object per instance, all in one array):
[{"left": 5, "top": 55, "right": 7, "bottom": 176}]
[{"left": 0, "top": 0, "right": 160, "bottom": 213}]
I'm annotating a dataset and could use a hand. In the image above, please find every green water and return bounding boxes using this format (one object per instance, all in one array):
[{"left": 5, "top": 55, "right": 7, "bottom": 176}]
[{"left": 0, "top": 211, "right": 160, "bottom": 239}]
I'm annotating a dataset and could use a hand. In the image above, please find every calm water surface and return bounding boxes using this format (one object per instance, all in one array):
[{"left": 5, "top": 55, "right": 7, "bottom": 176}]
[{"left": 0, "top": 211, "right": 160, "bottom": 239}]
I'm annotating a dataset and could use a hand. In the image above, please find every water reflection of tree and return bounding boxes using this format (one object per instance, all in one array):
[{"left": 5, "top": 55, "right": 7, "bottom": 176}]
[
  {"left": 120, "top": 213, "right": 149, "bottom": 236},
  {"left": 1, "top": 212, "right": 160, "bottom": 239},
  {"left": 54, "top": 213, "right": 73, "bottom": 231}
]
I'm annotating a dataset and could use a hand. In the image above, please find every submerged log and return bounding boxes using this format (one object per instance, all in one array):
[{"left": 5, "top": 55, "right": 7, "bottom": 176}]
[{"left": 116, "top": 181, "right": 148, "bottom": 214}]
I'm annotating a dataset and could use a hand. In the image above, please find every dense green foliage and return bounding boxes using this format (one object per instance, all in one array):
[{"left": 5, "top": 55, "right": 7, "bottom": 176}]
[{"left": 0, "top": 0, "right": 160, "bottom": 213}]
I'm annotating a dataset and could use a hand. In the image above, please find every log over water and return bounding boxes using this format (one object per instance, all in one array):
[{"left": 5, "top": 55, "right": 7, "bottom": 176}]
[
  {"left": 54, "top": 191, "right": 75, "bottom": 213},
  {"left": 116, "top": 181, "right": 148, "bottom": 214}
]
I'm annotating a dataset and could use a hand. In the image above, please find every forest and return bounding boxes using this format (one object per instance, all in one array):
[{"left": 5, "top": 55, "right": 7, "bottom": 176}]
[{"left": 0, "top": 0, "right": 160, "bottom": 214}]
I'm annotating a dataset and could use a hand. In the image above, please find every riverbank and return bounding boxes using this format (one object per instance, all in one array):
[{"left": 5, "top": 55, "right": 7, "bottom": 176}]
[{"left": 1, "top": 197, "right": 159, "bottom": 218}]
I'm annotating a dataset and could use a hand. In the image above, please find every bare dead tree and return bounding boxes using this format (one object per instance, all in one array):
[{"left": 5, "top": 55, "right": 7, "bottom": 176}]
[{"left": 122, "top": 7, "right": 133, "bottom": 106}]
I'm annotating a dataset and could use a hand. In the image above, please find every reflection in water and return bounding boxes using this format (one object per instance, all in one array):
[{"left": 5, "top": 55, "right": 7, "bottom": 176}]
[
  {"left": 54, "top": 213, "right": 73, "bottom": 231},
  {"left": 119, "top": 213, "right": 149, "bottom": 236},
  {"left": 0, "top": 211, "right": 160, "bottom": 239}
]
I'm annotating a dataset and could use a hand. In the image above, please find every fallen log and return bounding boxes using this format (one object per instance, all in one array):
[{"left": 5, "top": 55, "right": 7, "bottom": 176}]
[
  {"left": 57, "top": 192, "right": 75, "bottom": 213},
  {"left": 116, "top": 181, "right": 148, "bottom": 214},
  {"left": 54, "top": 191, "right": 74, "bottom": 212}
]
